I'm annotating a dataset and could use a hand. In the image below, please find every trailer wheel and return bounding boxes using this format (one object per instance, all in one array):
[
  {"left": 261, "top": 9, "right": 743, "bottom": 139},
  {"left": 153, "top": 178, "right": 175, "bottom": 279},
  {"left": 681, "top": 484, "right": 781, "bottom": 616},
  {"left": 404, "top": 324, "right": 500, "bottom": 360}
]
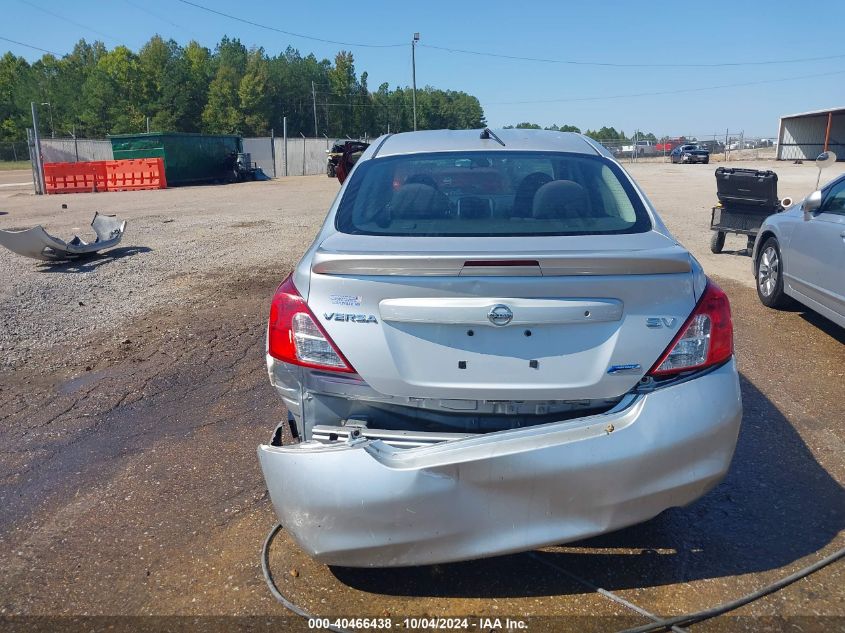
[
  {"left": 710, "top": 230, "right": 726, "bottom": 254},
  {"left": 746, "top": 235, "right": 756, "bottom": 252}
]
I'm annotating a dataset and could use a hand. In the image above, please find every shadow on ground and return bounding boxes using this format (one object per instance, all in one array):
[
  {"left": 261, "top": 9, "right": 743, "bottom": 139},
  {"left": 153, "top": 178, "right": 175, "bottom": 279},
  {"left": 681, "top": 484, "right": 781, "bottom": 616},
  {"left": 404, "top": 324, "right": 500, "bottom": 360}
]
[
  {"left": 331, "top": 372, "right": 845, "bottom": 597},
  {"left": 798, "top": 311, "right": 845, "bottom": 344},
  {"left": 717, "top": 247, "right": 753, "bottom": 258},
  {"left": 36, "top": 246, "right": 152, "bottom": 273}
]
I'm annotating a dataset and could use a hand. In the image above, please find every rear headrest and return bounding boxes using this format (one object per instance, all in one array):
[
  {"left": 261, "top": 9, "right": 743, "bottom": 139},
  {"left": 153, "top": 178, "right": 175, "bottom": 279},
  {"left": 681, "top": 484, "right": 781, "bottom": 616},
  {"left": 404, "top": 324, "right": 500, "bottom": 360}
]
[
  {"left": 513, "top": 172, "right": 553, "bottom": 217},
  {"left": 532, "top": 180, "right": 590, "bottom": 221},
  {"left": 390, "top": 183, "right": 450, "bottom": 220}
]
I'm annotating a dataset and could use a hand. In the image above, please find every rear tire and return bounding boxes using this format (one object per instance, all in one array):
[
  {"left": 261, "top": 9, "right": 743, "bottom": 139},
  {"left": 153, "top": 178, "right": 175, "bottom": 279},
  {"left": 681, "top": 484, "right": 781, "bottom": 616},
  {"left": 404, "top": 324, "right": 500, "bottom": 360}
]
[
  {"left": 710, "top": 230, "right": 725, "bottom": 254},
  {"left": 756, "top": 237, "right": 792, "bottom": 308}
]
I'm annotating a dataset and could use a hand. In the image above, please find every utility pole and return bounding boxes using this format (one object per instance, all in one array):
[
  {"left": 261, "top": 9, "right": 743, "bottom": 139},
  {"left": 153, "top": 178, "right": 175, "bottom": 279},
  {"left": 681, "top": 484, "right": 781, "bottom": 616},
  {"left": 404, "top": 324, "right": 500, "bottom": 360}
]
[
  {"left": 412, "top": 32, "right": 419, "bottom": 131},
  {"left": 311, "top": 81, "right": 318, "bottom": 138},
  {"left": 146, "top": 116, "right": 150, "bottom": 133},
  {"left": 41, "top": 102, "right": 54, "bottom": 138},
  {"left": 283, "top": 116, "right": 288, "bottom": 177},
  {"left": 633, "top": 130, "right": 638, "bottom": 164}
]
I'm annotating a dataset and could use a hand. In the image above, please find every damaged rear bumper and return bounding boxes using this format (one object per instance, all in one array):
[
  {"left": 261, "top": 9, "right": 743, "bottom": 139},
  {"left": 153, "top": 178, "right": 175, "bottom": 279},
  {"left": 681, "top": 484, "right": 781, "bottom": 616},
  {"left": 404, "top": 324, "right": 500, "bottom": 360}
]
[
  {"left": 258, "top": 360, "right": 741, "bottom": 567},
  {"left": 0, "top": 212, "right": 125, "bottom": 261}
]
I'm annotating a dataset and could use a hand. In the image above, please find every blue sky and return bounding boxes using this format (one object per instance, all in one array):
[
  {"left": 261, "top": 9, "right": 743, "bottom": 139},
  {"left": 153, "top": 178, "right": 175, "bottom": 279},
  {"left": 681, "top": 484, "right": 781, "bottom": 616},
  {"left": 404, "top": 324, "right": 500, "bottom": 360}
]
[{"left": 4, "top": 0, "right": 844, "bottom": 137}]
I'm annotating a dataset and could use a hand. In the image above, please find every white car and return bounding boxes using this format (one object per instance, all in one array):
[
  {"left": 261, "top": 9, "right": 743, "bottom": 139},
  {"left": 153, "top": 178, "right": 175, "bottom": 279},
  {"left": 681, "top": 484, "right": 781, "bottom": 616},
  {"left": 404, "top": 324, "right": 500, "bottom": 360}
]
[
  {"left": 257, "top": 129, "right": 742, "bottom": 567},
  {"left": 754, "top": 172, "right": 845, "bottom": 328}
]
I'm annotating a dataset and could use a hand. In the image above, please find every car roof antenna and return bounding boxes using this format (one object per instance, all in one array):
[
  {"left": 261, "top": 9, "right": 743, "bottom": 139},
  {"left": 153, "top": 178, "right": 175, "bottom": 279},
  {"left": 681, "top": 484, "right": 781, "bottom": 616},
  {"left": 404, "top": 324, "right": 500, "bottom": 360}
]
[{"left": 480, "top": 127, "right": 505, "bottom": 146}]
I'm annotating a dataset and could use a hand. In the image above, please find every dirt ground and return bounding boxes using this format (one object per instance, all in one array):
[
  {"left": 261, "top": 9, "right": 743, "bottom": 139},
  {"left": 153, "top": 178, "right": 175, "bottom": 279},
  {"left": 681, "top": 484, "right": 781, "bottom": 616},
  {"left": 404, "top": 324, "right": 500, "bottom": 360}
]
[{"left": 1, "top": 161, "right": 844, "bottom": 632}]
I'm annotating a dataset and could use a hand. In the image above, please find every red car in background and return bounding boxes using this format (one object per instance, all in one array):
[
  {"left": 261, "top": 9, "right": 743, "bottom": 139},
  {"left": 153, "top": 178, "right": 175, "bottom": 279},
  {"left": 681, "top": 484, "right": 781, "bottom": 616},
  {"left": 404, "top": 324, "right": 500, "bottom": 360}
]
[{"left": 656, "top": 138, "right": 688, "bottom": 153}]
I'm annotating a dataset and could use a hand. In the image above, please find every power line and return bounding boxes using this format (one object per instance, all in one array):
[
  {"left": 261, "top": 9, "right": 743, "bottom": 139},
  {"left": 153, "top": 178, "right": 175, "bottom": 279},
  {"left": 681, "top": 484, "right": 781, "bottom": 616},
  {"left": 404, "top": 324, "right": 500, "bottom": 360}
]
[
  {"left": 291, "top": 69, "right": 845, "bottom": 110},
  {"left": 488, "top": 69, "right": 845, "bottom": 105},
  {"left": 420, "top": 43, "right": 845, "bottom": 68},
  {"left": 0, "top": 35, "right": 57, "bottom": 56},
  {"left": 121, "top": 0, "right": 193, "bottom": 34},
  {"left": 18, "top": 0, "right": 118, "bottom": 42},
  {"left": 175, "top": 0, "right": 405, "bottom": 48}
]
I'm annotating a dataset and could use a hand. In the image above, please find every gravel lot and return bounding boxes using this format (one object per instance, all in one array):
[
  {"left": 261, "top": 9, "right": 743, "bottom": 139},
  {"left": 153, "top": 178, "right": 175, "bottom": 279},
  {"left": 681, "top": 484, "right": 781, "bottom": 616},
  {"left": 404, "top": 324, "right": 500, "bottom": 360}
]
[{"left": 1, "top": 161, "right": 843, "bottom": 631}]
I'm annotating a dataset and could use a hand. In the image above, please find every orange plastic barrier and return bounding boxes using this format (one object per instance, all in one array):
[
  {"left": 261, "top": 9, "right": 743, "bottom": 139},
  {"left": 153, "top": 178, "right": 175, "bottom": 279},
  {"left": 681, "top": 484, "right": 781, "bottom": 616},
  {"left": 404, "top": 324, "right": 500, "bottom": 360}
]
[
  {"left": 43, "top": 161, "right": 108, "bottom": 194},
  {"left": 105, "top": 158, "right": 167, "bottom": 192},
  {"left": 43, "top": 158, "right": 167, "bottom": 194}
]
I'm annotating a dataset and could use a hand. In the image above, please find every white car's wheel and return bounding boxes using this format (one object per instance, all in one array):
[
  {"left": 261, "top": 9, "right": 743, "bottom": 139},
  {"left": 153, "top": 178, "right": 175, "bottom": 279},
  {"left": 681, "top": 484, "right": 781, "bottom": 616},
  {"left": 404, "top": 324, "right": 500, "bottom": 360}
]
[{"left": 756, "top": 237, "right": 792, "bottom": 308}]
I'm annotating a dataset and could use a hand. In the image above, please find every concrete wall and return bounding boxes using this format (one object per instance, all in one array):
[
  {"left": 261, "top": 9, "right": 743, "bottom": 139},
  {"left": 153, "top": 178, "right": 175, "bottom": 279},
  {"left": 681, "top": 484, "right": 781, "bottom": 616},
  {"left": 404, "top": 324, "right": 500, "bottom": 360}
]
[
  {"left": 778, "top": 112, "right": 845, "bottom": 161},
  {"left": 40, "top": 138, "right": 113, "bottom": 163}
]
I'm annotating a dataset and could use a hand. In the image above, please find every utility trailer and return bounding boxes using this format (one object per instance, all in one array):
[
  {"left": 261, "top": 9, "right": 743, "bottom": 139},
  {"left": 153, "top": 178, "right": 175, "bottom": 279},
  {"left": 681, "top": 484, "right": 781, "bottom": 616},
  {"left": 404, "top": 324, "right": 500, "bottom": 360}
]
[{"left": 710, "top": 167, "right": 782, "bottom": 253}]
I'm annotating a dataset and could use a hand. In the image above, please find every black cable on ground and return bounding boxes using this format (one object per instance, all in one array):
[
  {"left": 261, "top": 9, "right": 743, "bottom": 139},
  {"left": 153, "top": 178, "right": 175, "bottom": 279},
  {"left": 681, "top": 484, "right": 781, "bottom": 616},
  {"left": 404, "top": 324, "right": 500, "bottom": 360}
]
[
  {"left": 616, "top": 545, "right": 845, "bottom": 633},
  {"left": 262, "top": 522, "right": 844, "bottom": 633},
  {"left": 261, "top": 523, "right": 354, "bottom": 633}
]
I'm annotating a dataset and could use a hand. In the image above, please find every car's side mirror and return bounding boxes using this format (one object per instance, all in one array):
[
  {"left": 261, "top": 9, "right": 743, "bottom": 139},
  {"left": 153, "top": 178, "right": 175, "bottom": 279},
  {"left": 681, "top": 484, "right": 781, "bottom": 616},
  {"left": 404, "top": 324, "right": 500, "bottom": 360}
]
[{"left": 801, "top": 190, "right": 823, "bottom": 215}]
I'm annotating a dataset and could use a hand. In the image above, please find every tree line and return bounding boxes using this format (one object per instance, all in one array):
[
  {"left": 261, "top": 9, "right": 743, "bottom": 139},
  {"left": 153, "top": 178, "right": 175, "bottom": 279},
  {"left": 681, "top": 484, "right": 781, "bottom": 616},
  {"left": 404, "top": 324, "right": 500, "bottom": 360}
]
[
  {"left": 0, "top": 36, "right": 486, "bottom": 142},
  {"left": 502, "top": 122, "right": 659, "bottom": 143}
]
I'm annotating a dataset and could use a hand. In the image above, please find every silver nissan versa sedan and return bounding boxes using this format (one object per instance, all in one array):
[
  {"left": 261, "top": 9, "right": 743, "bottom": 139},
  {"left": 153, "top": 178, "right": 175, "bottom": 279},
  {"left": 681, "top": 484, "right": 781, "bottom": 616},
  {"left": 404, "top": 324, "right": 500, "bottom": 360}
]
[{"left": 257, "top": 129, "right": 742, "bottom": 567}]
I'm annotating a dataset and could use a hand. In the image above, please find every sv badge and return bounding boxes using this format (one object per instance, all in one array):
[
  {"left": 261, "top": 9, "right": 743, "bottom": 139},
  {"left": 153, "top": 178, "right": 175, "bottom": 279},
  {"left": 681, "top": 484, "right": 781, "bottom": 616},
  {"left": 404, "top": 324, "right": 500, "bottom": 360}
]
[{"left": 646, "top": 317, "right": 677, "bottom": 329}]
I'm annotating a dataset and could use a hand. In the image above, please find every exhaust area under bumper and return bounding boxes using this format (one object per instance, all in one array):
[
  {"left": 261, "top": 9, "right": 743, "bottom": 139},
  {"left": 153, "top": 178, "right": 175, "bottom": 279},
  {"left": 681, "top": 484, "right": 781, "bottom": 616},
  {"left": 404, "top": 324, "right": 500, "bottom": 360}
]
[{"left": 257, "top": 360, "right": 741, "bottom": 567}]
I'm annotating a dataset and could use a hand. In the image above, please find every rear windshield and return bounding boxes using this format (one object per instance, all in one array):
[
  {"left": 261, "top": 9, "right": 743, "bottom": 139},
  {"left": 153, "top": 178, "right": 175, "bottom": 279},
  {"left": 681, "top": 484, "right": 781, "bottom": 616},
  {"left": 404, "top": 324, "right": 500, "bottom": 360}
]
[{"left": 335, "top": 151, "right": 651, "bottom": 237}]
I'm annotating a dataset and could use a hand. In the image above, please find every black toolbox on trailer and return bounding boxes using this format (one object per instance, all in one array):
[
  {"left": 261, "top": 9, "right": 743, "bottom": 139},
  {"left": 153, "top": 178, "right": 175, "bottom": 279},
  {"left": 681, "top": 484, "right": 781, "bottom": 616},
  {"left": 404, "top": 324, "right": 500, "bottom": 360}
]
[{"left": 710, "top": 167, "right": 781, "bottom": 253}]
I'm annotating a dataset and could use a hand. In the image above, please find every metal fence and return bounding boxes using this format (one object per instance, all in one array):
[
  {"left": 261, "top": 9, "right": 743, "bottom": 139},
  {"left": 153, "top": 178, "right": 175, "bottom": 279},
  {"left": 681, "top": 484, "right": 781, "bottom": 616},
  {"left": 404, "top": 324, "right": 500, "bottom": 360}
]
[
  {"left": 242, "top": 137, "right": 277, "bottom": 177},
  {"left": 39, "top": 138, "right": 113, "bottom": 163},
  {"left": 18, "top": 134, "right": 346, "bottom": 190},
  {"left": 243, "top": 136, "right": 340, "bottom": 177}
]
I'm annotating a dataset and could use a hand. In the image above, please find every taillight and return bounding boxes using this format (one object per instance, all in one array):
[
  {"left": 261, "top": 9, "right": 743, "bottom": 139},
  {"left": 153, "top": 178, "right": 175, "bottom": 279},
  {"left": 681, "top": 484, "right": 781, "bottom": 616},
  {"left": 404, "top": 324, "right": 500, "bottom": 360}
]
[
  {"left": 268, "top": 275, "right": 355, "bottom": 373},
  {"left": 648, "top": 280, "right": 733, "bottom": 377}
]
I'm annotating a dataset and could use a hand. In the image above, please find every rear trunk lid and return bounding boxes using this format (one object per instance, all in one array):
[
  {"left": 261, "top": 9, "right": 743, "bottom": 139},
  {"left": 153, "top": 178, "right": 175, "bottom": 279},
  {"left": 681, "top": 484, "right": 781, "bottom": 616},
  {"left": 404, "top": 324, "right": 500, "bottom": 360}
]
[{"left": 308, "top": 231, "right": 695, "bottom": 401}]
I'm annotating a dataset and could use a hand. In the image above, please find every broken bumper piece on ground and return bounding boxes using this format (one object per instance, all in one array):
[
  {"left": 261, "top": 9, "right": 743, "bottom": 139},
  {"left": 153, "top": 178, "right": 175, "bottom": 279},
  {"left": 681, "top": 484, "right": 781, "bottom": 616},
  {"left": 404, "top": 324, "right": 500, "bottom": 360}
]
[
  {"left": 258, "top": 360, "right": 742, "bottom": 568},
  {"left": 0, "top": 212, "right": 127, "bottom": 261}
]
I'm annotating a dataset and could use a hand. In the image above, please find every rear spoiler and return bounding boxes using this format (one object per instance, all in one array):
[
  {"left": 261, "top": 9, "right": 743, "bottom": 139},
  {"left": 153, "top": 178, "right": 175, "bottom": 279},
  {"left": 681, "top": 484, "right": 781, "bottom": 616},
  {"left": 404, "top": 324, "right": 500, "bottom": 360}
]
[{"left": 311, "top": 248, "right": 692, "bottom": 277}]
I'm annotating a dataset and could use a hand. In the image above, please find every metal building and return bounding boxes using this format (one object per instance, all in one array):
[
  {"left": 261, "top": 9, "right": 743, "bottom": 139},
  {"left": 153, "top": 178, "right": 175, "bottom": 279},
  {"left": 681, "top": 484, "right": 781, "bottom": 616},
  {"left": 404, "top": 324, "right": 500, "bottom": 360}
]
[{"left": 777, "top": 106, "right": 845, "bottom": 161}]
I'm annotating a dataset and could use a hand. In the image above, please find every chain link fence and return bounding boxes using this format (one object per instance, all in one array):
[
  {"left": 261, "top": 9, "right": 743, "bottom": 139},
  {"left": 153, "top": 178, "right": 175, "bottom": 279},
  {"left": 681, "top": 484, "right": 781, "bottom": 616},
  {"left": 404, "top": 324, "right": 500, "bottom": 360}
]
[
  {"left": 2, "top": 136, "right": 112, "bottom": 169},
  {"left": 593, "top": 133, "right": 778, "bottom": 163},
  {"left": 0, "top": 141, "right": 30, "bottom": 163}
]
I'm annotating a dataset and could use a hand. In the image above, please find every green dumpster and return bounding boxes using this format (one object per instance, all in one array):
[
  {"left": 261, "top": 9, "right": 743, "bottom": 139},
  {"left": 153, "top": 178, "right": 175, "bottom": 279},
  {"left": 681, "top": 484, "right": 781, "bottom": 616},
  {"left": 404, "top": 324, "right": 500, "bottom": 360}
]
[{"left": 108, "top": 133, "right": 242, "bottom": 186}]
